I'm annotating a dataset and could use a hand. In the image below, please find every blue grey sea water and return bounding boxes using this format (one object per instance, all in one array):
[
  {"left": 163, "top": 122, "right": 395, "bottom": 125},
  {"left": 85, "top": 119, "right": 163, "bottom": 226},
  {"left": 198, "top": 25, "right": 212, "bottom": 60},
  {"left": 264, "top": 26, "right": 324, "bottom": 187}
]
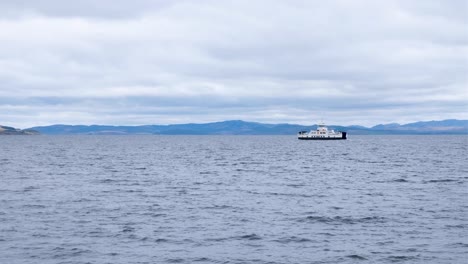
[{"left": 0, "top": 135, "right": 467, "bottom": 264}]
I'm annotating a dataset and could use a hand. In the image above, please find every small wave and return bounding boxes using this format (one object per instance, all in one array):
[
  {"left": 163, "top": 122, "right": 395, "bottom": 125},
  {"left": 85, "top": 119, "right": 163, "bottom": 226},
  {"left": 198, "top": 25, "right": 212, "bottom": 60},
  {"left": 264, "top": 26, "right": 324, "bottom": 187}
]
[
  {"left": 52, "top": 246, "right": 65, "bottom": 251},
  {"left": 447, "top": 242, "right": 468, "bottom": 248},
  {"left": 71, "top": 248, "right": 91, "bottom": 256},
  {"left": 287, "top": 184, "right": 305, "bottom": 188},
  {"left": 317, "top": 232, "right": 336, "bottom": 236},
  {"left": 273, "top": 236, "right": 312, "bottom": 244},
  {"left": 122, "top": 226, "right": 135, "bottom": 232},
  {"left": 365, "top": 192, "right": 384, "bottom": 196},
  {"left": 424, "top": 179, "right": 457, "bottom": 183},
  {"left": 239, "top": 161, "right": 265, "bottom": 165},
  {"left": 202, "top": 205, "right": 235, "bottom": 210},
  {"left": 193, "top": 257, "right": 211, "bottom": 262},
  {"left": 263, "top": 192, "right": 315, "bottom": 198},
  {"left": 346, "top": 254, "right": 367, "bottom": 260},
  {"left": 166, "top": 258, "right": 185, "bottom": 263},
  {"left": 385, "top": 255, "right": 418, "bottom": 262},
  {"left": 99, "top": 178, "right": 118, "bottom": 183},
  {"left": 302, "top": 215, "right": 385, "bottom": 225},
  {"left": 142, "top": 212, "right": 166, "bottom": 218},
  {"left": 239, "top": 233, "right": 262, "bottom": 240},
  {"left": 22, "top": 204, "right": 46, "bottom": 209},
  {"left": 393, "top": 179, "right": 408, "bottom": 182},
  {"left": 72, "top": 198, "right": 94, "bottom": 202},
  {"left": 445, "top": 224, "right": 466, "bottom": 229},
  {"left": 52, "top": 247, "right": 92, "bottom": 258},
  {"left": 23, "top": 186, "right": 39, "bottom": 192},
  {"left": 206, "top": 233, "right": 262, "bottom": 242}
]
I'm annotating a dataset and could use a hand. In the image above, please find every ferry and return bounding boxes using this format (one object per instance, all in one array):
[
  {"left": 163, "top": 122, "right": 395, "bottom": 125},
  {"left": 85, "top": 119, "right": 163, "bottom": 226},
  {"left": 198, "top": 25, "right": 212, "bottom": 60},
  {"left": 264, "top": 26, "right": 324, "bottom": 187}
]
[{"left": 298, "top": 123, "right": 347, "bottom": 140}]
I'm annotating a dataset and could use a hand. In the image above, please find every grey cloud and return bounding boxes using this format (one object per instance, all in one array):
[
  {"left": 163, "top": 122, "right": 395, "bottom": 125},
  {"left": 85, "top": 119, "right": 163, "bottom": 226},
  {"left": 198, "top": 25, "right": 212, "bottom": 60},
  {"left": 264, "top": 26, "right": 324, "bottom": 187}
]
[
  {"left": 0, "top": 0, "right": 466, "bottom": 128},
  {"left": 0, "top": 0, "right": 179, "bottom": 18}
]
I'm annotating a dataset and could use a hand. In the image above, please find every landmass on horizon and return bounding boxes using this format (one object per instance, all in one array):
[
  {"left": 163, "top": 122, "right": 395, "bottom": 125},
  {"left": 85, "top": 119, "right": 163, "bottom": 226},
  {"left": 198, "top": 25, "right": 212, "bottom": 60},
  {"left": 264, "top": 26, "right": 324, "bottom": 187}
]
[
  {"left": 0, "top": 125, "right": 39, "bottom": 135},
  {"left": 1, "top": 119, "right": 466, "bottom": 135}
]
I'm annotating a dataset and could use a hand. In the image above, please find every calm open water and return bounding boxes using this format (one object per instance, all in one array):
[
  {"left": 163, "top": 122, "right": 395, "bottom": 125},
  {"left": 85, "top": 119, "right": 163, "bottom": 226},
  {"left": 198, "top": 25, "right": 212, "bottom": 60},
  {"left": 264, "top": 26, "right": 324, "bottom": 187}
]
[{"left": 0, "top": 135, "right": 467, "bottom": 264}]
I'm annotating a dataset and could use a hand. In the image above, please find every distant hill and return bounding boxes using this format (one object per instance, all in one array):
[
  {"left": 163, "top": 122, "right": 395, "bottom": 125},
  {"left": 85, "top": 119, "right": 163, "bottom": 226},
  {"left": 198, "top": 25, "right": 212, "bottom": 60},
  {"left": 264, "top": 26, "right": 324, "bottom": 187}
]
[
  {"left": 0, "top": 125, "right": 39, "bottom": 135},
  {"left": 371, "top": 119, "right": 468, "bottom": 134},
  {"left": 28, "top": 119, "right": 468, "bottom": 135}
]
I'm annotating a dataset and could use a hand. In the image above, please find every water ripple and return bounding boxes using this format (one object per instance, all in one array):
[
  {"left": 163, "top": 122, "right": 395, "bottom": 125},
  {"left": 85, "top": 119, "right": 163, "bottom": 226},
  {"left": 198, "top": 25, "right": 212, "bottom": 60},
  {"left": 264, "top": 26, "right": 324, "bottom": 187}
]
[{"left": 0, "top": 135, "right": 466, "bottom": 264}]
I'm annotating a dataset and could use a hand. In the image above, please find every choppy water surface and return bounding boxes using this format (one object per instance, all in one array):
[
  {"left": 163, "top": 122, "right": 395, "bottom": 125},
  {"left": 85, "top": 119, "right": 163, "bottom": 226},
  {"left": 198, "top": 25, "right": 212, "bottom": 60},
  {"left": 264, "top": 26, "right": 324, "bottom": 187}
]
[{"left": 0, "top": 135, "right": 467, "bottom": 264}]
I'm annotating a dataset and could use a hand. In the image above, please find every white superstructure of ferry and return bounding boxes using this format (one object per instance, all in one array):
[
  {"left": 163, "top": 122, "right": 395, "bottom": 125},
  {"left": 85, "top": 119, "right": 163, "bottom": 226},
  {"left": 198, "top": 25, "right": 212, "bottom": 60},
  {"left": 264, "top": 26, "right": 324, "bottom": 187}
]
[{"left": 298, "top": 123, "right": 347, "bottom": 140}]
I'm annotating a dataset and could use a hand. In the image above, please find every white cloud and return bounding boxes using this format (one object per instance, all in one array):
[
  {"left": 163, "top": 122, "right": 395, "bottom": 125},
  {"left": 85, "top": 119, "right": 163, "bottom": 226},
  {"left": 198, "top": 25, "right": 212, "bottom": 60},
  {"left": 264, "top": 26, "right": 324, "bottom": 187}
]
[{"left": 0, "top": 0, "right": 466, "bottom": 128}]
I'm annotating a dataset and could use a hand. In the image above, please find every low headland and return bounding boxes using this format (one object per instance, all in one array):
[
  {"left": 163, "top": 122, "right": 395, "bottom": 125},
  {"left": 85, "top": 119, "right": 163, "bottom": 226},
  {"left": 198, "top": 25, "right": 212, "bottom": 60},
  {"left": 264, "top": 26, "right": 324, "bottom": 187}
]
[{"left": 0, "top": 125, "right": 39, "bottom": 135}]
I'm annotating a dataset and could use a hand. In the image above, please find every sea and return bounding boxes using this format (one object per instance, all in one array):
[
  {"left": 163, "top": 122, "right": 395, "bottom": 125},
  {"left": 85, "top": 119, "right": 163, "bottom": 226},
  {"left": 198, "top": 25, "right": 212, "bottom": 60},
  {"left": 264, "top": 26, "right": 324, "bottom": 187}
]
[{"left": 0, "top": 135, "right": 467, "bottom": 264}]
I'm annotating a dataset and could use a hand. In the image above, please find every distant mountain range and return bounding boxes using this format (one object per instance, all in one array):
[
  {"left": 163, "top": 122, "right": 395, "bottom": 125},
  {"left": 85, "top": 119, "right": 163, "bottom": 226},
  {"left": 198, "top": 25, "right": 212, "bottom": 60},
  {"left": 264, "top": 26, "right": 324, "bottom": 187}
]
[{"left": 22, "top": 119, "right": 468, "bottom": 135}]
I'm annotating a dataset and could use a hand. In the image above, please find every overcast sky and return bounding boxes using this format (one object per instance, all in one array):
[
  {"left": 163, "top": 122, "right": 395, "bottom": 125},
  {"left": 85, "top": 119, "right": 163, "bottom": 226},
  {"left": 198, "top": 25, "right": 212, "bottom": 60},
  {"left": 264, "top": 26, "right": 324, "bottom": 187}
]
[{"left": 0, "top": 0, "right": 466, "bottom": 128}]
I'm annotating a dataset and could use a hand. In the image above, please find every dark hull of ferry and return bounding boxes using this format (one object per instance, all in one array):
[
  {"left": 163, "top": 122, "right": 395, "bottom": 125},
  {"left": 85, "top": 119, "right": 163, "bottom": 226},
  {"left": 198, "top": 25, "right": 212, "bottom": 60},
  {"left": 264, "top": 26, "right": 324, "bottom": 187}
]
[
  {"left": 298, "top": 137, "right": 346, "bottom": 140},
  {"left": 298, "top": 132, "right": 347, "bottom": 140}
]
